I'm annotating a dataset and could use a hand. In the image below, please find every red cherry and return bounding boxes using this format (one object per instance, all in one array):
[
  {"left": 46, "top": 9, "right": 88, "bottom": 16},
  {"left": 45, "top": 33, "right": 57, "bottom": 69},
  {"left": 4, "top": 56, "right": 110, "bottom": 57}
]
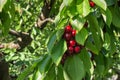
[
  {"left": 68, "top": 46, "right": 74, "bottom": 54},
  {"left": 72, "top": 30, "right": 76, "bottom": 37},
  {"left": 74, "top": 46, "right": 81, "bottom": 53},
  {"left": 89, "top": 1, "right": 95, "bottom": 7},
  {"left": 64, "top": 33, "right": 72, "bottom": 41},
  {"left": 70, "top": 40, "right": 76, "bottom": 46},
  {"left": 65, "top": 25, "right": 72, "bottom": 33}
]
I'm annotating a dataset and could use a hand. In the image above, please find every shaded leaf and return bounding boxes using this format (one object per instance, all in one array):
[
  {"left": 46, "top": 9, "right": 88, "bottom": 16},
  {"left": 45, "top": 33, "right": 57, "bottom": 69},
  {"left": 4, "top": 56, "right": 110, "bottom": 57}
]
[
  {"left": 76, "top": 28, "right": 88, "bottom": 45},
  {"left": 51, "top": 39, "right": 67, "bottom": 65},
  {"left": 64, "top": 55, "right": 85, "bottom": 80}
]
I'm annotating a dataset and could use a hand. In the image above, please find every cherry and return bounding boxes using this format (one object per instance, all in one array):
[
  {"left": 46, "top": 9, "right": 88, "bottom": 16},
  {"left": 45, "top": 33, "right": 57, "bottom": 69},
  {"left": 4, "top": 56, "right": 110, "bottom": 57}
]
[
  {"left": 89, "top": 1, "right": 95, "bottom": 7},
  {"left": 72, "top": 30, "right": 76, "bottom": 37},
  {"left": 65, "top": 25, "right": 72, "bottom": 33},
  {"left": 69, "top": 40, "right": 76, "bottom": 46},
  {"left": 64, "top": 33, "right": 72, "bottom": 41},
  {"left": 68, "top": 46, "right": 74, "bottom": 54},
  {"left": 74, "top": 46, "right": 81, "bottom": 53}
]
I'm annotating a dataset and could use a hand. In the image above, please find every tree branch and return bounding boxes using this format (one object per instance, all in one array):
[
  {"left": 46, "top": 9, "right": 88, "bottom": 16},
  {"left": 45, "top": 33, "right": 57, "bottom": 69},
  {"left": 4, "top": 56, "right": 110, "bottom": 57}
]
[{"left": 36, "top": 0, "right": 55, "bottom": 29}]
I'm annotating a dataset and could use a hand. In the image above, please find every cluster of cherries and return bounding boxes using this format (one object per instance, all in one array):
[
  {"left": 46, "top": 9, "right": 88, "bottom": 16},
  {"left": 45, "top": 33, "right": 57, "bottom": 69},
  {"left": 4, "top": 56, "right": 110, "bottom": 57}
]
[{"left": 61, "top": 25, "right": 83, "bottom": 65}]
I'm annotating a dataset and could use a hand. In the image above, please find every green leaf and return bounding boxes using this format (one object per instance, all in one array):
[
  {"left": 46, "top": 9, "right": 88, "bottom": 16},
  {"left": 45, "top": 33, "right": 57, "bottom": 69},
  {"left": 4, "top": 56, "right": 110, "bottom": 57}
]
[
  {"left": 47, "top": 31, "right": 57, "bottom": 53},
  {"left": 79, "top": 49, "right": 92, "bottom": 73},
  {"left": 102, "top": 8, "right": 112, "bottom": 27},
  {"left": 0, "top": 0, "right": 7, "bottom": 12},
  {"left": 82, "top": 0, "right": 91, "bottom": 17},
  {"left": 76, "top": 28, "right": 88, "bottom": 45},
  {"left": 85, "top": 37, "right": 99, "bottom": 55},
  {"left": 76, "top": 0, "right": 90, "bottom": 17},
  {"left": 110, "top": 6, "right": 120, "bottom": 28},
  {"left": 92, "top": 0, "right": 107, "bottom": 10},
  {"left": 64, "top": 55, "right": 85, "bottom": 80},
  {"left": 56, "top": 65, "right": 65, "bottom": 80},
  {"left": 104, "top": 33, "right": 110, "bottom": 49},
  {"left": 63, "top": 0, "right": 73, "bottom": 6},
  {"left": 70, "top": 17, "right": 85, "bottom": 31},
  {"left": 0, "top": 11, "right": 11, "bottom": 35},
  {"left": 51, "top": 39, "right": 67, "bottom": 65},
  {"left": 94, "top": 53, "right": 105, "bottom": 76},
  {"left": 38, "top": 55, "right": 52, "bottom": 73},
  {"left": 32, "top": 69, "right": 42, "bottom": 80},
  {"left": 43, "top": 64, "right": 56, "bottom": 80},
  {"left": 105, "top": 0, "right": 115, "bottom": 6},
  {"left": 87, "top": 13, "right": 101, "bottom": 36},
  {"left": 17, "top": 60, "right": 40, "bottom": 80}
]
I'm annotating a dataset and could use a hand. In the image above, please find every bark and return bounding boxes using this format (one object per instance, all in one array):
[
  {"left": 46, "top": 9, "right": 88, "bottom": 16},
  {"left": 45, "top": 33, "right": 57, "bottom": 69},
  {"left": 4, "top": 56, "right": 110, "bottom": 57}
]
[
  {"left": 0, "top": 60, "right": 10, "bottom": 80},
  {"left": 36, "top": 0, "right": 55, "bottom": 29}
]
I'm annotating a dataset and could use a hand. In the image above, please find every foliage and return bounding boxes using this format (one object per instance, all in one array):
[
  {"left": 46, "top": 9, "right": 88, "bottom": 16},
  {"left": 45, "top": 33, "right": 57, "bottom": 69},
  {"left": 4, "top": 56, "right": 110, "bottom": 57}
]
[{"left": 0, "top": 0, "right": 120, "bottom": 80}]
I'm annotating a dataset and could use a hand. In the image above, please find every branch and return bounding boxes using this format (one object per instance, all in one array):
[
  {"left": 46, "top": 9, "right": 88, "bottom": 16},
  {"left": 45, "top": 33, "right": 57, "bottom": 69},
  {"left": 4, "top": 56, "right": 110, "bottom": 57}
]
[
  {"left": 9, "top": 29, "right": 20, "bottom": 37},
  {"left": 36, "top": 18, "right": 54, "bottom": 28},
  {"left": 0, "top": 29, "right": 32, "bottom": 50},
  {"left": 36, "top": 0, "right": 55, "bottom": 29}
]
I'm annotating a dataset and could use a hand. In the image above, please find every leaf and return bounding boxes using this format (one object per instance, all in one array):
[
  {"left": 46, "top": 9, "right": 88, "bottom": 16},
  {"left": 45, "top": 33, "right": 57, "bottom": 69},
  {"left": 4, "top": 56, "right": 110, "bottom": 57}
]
[
  {"left": 94, "top": 53, "right": 105, "bottom": 76},
  {"left": 63, "top": 0, "right": 73, "bottom": 6},
  {"left": 32, "top": 69, "right": 42, "bottom": 80},
  {"left": 0, "top": 11, "right": 11, "bottom": 35},
  {"left": 56, "top": 65, "right": 65, "bottom": 80},
  {"left": 43, "top": 64, "right": 56, "bottom": 80},
  {"left": 104, "top": 33, "right": 110, "bottom": 49},
  {"left": 87, "top": 13, "right": 101, "bottom": 36},
  {"left": 17, "top": 60, "right": 40, "bottom": 80},
  {"left": 47, "top": 31, "right": 57, "bottom": 53},
  {"left": 85, "top": 36, "right": 99, "bottom": 55},
  {"left": 110, "top": 6, "right": 120, "bottom": 28},
  {"left": 0, "top": 0, "right": 7, "bottom": 12},
  {"left": 51, "top": 39, "right": 67, "bottom": 65},
  {"left": 64, "top": 55, "right": 85, "bottom": 80},
  {"left": 38, "top": 55, "right": 52, "bottom": 73},
  {"left": 76, "top": 0, "right": 90, "bottom": 17},
  {"left": 105, "top": 0, "right": 115, "bottom": 6},
  {"left": 92, "top": 0, "right": 107, "bottom": 11},
  {"left": 70, "top": 17, "right": 85, "bottom": 31},
  {"left": 75, "top": 28, "right": 88, "bottom": 45},
  {"left": 102, "top": 8, "right": 112, "bottom": 27},
  {"left": 79, "top": 49, "right": 92, "bottom": 73},
  {"left": 83, "top": 0, "right": 91, "bottom": 17}
]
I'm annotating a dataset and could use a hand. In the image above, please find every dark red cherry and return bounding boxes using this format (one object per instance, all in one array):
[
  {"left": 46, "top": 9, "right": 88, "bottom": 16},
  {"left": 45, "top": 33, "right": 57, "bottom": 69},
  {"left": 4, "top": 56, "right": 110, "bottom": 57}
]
[
  {"left": 64, "top": 33, "right": 72, "bottom": 41},
  {"left": 70, "top": 40, "right": 76, "bottom": 46},
  {"left": 74, "top": 46, "right": 81, "bottom": 53},
  {"left": 65, "top": 25, "right": 72, "bottom": 33},
  {"left": 68, "top": 46, "right": 74, "bottom": 54},
  {"left": 89, "top": 1, "right": 95, "bottom": 7},
  {"left": 72, "top": 30, "right": 76, "bottom": 37}
]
